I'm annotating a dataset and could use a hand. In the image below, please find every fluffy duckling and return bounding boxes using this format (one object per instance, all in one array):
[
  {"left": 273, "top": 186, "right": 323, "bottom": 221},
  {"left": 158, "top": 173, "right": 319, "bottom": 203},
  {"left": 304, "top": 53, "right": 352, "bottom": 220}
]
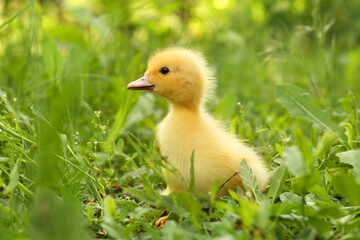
[{"left": 127, "top": 48, "right": 269, "bottom": 197}]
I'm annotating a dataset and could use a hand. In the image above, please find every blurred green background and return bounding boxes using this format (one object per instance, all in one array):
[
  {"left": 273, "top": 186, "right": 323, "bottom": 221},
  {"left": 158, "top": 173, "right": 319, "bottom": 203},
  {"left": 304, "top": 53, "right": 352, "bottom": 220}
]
[{"left": 0, "top": 0, "right": 359, "bottom": 239}]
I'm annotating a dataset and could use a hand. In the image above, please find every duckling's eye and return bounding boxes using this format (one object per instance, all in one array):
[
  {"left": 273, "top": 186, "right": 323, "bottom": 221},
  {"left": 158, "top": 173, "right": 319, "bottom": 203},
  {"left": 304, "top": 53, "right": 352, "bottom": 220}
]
[{"left": 160, "top": 67, "right": 169, "bottom": 75}]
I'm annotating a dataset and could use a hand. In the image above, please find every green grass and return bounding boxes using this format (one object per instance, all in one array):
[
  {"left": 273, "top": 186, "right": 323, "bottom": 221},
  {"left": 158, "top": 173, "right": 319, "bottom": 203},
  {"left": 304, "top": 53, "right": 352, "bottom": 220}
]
[{"left": 0, "top": 0, "right": 359, "bottom": 239}]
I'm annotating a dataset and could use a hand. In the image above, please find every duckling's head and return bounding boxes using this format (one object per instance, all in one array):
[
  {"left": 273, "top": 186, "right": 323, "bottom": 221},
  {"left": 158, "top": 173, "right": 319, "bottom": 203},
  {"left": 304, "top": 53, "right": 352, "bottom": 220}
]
[{"left": 127, "top": 48, "right": 215, "bottom": 109}]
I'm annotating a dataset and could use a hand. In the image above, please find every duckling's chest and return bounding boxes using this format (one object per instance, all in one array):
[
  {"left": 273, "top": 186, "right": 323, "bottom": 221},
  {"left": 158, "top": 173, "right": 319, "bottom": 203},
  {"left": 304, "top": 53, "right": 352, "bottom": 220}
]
[{"left": 157, "top": 112, "right": 204, "bottom": 162}]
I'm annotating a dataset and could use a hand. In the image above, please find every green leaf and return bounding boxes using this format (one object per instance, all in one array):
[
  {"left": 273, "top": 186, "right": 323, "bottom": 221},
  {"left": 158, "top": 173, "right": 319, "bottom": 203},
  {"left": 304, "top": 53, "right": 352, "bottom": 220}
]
[
  {"left": 104, "top": 196, "right": 117, "bottom": 222},
  {"left": 175, "top": 191, "right": 205, "bottom": 229},
  {"left": 283, "top": 146, "right": 306, "bottom": 177},
  {"left": 314, "top": 131, "right": 337, "bottom": 157},
  {"left": 239, "top": 198, "right": 259, "bottom": 228},
  {"left": 188, "top": 150, "right": 195, "bottom": 193},
  {"left": 279, "top": 192, "right": 302, "bottom": 204},
  {"left": 86, "top": 207, "right": 93, "bottom": 221},
  {"left": 124, "top": 188, "right": 158, "bottom": 204},
  {"left": 116, "top": 138, "right": 124, "bottom": 152},
  {"left": 337, "top": 150, "right": 360, "bottom": 183},
  {"left": 4, "top": 160, "right": 20, "bottom": 194},
  {"left": 270, "top": 202, "right": 294, "bottom": 216},
  {"left": 296, "top": 227, "right": 317, "bottom": 240},
  {"left": 292, "top": 173, "right": 320, "bottom": 195},
  {"left": 275, "top": 143, "right": 284, "bottom": 158},
  {"left": 239, "top": 159, "right": 258, "bottom": 192},
  {"left": 60, "top": 134, "right": 67, "bottom": 158},
  {"left": 332, "top": 173, "right": 360, "bottom": 205},
  {"left": 310, "top": 126, "right": 317, "bottom": 147},
  {"left": 215, "top": 93, "right": 237, "bottom": 120},
  {"left": 308, "top": 218, "right": 333, "bottom": 235},
  {"left": 308, "top": 184, "right": 331, "bottom": 202},
  {"left": 267, "top": 165, "right": 288, "bottom": 200},
  {"left": 276, "top": 85, "right": 346, "bottom": 142}
]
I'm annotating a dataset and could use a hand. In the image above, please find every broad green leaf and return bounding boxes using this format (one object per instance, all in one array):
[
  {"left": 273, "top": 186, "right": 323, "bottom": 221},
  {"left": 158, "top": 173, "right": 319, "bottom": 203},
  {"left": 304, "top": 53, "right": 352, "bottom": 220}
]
[
  {"left": 283, "top": 146, "right": 306, "bottom": 177},
  {"left": 239, "top": 159, "right": 258, "bottom": 192},
  {"left": 308, "top": 218, "right": 333, "bottom": 235},
  {"left": 337, "top": 150, "right": 360, "bottom": 183},
  {"left": 267, "top": 164, "right": 288, "bottom": 200},
  {"left": 276, "top": 85, "right": 346, "bottom": 142},
  {"left": 308, "top": 184, "right": 331, "bottom": 202},
  {"left": 279, "top": 192, "right": 302, "bottom": 204},
  {"left": 270, "top": 202, "right": 294, "bottom": 216},
  {"left": 296, "top": 227, "right": 317, "bottom": 240},
  {"left": 215, "top": 93, "right": 237, "bottom": 120},
  {"left": 332, "top": 173, "right": 360, "bottom": 206}
]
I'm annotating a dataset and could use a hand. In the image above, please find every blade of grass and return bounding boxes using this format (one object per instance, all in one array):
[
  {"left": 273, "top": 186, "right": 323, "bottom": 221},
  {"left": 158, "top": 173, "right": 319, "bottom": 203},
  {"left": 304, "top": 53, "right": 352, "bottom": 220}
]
[
  {"left": 188, "top": 150, "right": 195, "bottom": 193},
  {"left": 0, "top": 0, "right": 35, "bottom": 30}
]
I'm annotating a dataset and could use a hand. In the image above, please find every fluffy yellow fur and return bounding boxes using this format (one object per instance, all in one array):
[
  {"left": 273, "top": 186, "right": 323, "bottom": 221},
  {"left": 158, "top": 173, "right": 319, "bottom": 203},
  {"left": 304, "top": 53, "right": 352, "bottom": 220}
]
[{"left": 129, "top": 48, "right": 269, "bottom": 197}]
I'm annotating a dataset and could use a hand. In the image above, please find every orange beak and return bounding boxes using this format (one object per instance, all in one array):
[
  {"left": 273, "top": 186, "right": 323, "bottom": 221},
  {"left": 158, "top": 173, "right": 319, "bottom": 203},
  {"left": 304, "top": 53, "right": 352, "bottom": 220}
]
[{"left": 127, "top": 75, "right": 154, "bottom": 91}]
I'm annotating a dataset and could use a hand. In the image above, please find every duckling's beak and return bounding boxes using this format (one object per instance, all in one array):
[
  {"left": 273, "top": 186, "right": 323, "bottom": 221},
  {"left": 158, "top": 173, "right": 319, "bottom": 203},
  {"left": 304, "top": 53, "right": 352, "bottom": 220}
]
[{"left": 127, "top": 75, "right": 154, "bottom": 91}]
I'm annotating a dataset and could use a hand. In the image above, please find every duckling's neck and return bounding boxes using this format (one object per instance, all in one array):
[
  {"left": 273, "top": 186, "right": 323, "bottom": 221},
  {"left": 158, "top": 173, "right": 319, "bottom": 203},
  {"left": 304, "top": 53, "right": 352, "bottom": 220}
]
[{"left": 170, "top": 102, "right": 203, "bottom": 114}]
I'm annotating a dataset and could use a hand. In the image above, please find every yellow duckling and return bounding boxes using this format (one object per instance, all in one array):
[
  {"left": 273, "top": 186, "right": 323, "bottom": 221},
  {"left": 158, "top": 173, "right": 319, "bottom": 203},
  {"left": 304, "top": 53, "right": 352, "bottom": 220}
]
[{"left": 127, "top": 48, "right": 269, "bottom": 197}]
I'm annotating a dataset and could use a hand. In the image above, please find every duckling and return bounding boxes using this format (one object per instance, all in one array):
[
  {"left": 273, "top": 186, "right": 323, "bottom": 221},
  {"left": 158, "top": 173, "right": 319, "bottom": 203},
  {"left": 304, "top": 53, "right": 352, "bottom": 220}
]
[{"left": 127, "top": 48, "right": 269, "bottom": 198}]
